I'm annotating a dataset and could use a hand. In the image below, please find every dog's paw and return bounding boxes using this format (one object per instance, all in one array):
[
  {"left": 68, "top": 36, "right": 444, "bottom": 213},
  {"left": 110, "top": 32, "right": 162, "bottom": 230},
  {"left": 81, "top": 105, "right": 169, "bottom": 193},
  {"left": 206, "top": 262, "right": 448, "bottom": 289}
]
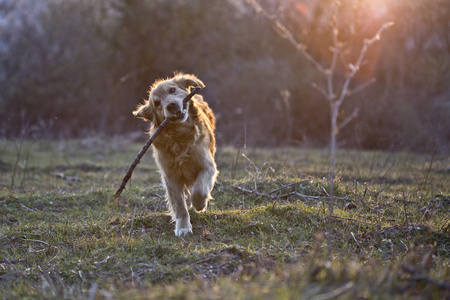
[
  {"left": 174, "top": 218, "right": 193, "bottom": 237},
  {"left": 191, "top": 192, "right": 211, "bottom": 212},
  {"left": 174, "top": 227, "right": 192, "bottom": 237}
]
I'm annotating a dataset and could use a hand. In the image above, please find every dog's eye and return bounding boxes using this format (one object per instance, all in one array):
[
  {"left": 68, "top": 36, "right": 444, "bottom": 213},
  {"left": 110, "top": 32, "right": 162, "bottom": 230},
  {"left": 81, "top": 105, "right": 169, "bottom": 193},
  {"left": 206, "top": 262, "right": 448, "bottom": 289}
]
[
  {"left": 153, "top": 100, "right": 161, "bottom": 107},
  {"left": 169, "top": 88, "right": 176, "bottom": 94}
]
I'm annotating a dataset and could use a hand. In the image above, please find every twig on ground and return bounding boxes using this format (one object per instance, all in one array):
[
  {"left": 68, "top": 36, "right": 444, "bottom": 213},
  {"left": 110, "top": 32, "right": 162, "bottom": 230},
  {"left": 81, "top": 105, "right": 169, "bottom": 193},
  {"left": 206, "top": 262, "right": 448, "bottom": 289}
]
[
  {"left": 401, "top": 266, "right": 450, "bottom": 290},
  {"left": 126, "top": 206, "right": 137, "bottom": 245},
  {"left": 122, "top": 267, "right": 154, "bottom": 281},
  {"left": 235, "top": 186, "right": 273, "bottom": 199},
  {"left": 268, "top": 180, "right": 311, "bottom": 195},
  {"left": 235, "top": 185, "right": 360, "bottom": 203},
  {"left": 330, "top": 215, "right": 374, "bottom": 225},
  {"left": 146, "top": 192, "right": 164, "bottom": 199},
  {"left": 308, "top": 281, "right": 354, "bottom": 300},
  {"left": 20, "top": 204, "right": 34, "bottom": 212},
  {"left": 350, "top": 232, "right": 361, "bottom": 247},
  {"left": 20, "top": 238, "right": 49, "bottom": 246},
  {"left": 8, "top": 196, "right": 35, "bottom": 212}
]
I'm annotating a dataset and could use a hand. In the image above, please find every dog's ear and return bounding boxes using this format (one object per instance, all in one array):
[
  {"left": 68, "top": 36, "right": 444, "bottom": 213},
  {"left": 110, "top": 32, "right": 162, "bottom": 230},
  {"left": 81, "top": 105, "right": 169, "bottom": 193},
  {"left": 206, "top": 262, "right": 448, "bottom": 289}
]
[
  {"left": 175, "top": 74, "right": 205, "bottom": 91},
  {"left": 133, "top": 102, "right": 153, "bottom": 122}
]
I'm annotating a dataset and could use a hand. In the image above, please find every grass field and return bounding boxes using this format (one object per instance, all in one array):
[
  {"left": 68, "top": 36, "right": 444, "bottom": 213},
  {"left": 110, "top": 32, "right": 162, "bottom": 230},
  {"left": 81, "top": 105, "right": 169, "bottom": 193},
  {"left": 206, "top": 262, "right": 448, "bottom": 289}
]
[{"left": 0, "top": 136, "right": 449, "bottom": 299}]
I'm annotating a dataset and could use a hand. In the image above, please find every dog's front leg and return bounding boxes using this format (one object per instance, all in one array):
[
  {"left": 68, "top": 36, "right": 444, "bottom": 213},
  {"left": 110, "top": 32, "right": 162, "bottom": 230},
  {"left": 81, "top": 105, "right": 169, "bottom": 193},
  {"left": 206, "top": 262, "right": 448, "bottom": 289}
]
[
  {"left": 163, "top": 176, "right": 192, "bottom": 237},
  {"left": 191, "top": 155, "right": 218, "bottom": 212}
]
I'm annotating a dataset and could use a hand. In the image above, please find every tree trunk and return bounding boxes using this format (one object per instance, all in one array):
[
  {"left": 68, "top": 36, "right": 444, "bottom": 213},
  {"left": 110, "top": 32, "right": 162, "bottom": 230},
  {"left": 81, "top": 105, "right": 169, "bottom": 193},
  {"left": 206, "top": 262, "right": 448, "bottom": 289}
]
[{"left": 329, "top": 102, "right": 338, "bottom": 184}]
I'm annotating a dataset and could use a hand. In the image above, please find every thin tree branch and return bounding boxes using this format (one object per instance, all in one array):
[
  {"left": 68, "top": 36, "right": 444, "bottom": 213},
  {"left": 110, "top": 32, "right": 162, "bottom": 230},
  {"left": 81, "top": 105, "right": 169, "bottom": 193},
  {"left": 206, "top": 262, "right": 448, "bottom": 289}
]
[
  {"left": 337, "top": 107, "right": 359, "bottom": 132},
  {"left": 336, "top": 22, "right": 393, "bottom": 107},
  {"left": 336, "top": 76, "right": 352, "bottom": 107},
  {"left": 247, "top": 0, "right": 326, "bottom": 74},
  {"left": 311, "top": 82, "right": 330, "bottom": 101},
  {"left": 327, "top": 15, "right": 340, "bottom": 101},
  {"left": 347, "top": 78, "right": 376, "bottom": 97}
]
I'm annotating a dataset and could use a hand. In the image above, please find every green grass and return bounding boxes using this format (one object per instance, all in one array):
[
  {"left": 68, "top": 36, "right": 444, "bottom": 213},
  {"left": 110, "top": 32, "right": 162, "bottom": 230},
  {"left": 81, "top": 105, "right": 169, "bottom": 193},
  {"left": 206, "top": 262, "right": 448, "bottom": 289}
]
[{"left": 0, "top": 137, "right": 449, "bottom": 299}]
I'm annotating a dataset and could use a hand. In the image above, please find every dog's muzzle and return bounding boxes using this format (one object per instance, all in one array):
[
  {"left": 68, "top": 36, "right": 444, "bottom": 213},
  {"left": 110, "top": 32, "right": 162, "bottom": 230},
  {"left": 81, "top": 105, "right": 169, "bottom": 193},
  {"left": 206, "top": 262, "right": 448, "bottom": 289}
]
[{"left": 166, "top": 101, "right": 187, "bottom": 121}]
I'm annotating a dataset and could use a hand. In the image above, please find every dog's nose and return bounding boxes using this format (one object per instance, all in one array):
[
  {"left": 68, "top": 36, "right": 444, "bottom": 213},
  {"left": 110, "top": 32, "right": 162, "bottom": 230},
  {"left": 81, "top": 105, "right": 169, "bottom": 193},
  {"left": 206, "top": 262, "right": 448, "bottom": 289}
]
[{"left": 166, "top": 102, "right": 180, "bottom": 114}]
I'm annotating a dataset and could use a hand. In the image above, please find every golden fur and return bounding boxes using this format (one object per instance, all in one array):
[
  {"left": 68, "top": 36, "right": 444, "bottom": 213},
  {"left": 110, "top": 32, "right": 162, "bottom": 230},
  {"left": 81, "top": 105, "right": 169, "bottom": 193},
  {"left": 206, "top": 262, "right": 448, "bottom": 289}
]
[{"left": 133, "top": 73, "right": 218, "bottom": 236}]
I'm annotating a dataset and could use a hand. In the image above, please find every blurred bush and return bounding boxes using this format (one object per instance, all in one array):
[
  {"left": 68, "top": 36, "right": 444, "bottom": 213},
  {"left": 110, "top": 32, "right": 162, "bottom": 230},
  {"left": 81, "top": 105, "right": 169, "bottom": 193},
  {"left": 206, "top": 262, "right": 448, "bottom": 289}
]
[{"left": 0, "top": 0, "right": 448, "bottom": 152}]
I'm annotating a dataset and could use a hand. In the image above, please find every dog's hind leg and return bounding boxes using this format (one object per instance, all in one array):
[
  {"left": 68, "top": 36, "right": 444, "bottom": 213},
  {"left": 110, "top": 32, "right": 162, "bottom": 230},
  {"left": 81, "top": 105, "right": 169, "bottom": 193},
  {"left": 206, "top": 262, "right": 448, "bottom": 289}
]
[
  {"left": 191, "top": 155, "right": 218, "bottom": 212},
  {"left": 163, "top": 177, "right": 192, "bottom": 237}
]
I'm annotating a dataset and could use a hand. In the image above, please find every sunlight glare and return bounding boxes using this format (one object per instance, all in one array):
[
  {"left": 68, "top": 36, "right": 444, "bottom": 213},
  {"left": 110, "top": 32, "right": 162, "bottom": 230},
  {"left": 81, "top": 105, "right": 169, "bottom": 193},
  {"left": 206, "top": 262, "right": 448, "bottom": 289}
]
[{"left": 365, "top": 0, "right": 390, "bottom": 20}]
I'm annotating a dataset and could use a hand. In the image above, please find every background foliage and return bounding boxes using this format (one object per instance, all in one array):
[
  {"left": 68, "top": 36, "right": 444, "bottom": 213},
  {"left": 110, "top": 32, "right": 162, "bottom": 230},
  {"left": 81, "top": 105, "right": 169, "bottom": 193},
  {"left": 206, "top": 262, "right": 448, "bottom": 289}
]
[{"left": 0, "top": 0, "right": 449, "bottom": 152}]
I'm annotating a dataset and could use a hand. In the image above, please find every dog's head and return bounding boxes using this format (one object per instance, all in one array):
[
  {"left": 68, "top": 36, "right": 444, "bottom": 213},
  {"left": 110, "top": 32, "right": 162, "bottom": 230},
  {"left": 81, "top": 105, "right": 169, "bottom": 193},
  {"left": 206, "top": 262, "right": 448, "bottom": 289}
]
[{"left": 133, "top": 73, "right": 205, "bottom": 124}]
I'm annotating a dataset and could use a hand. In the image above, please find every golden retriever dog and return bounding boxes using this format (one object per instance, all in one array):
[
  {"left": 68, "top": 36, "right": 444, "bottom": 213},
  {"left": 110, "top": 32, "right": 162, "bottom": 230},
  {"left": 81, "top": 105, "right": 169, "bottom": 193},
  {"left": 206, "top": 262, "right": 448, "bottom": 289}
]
[{"left": 133, "top": 73, "right": 218, "bottom": 236}]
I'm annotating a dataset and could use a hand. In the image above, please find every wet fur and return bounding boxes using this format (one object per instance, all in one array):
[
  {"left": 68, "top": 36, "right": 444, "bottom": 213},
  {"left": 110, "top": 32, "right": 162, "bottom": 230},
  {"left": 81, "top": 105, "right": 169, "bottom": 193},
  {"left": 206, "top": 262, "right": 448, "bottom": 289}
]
[{"left": 133, "top": 73, "right": 218, "bottom": 236}]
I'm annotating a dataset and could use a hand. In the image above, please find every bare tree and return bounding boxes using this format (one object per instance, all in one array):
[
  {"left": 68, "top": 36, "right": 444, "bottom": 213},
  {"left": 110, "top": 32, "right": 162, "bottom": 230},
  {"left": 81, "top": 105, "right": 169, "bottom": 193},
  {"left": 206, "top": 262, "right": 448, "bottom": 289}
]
[{"left": 247, "top": 0, "right": 393, "bottom": 200}]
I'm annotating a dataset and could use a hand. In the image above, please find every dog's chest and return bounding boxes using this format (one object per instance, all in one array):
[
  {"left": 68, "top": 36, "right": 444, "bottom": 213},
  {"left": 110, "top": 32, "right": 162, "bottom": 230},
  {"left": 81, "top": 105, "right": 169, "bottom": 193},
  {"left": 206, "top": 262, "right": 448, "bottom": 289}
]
[{"left": 153, "top": 124, "right": 202, "bottom": 164}]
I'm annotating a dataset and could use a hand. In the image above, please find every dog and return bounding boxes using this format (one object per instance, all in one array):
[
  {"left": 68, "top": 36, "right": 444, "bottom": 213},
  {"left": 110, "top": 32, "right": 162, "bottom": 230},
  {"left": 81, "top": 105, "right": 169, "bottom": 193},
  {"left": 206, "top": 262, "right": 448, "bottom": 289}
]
[{"left": 133, "top": 73, "right": 218, "bottom": 236}]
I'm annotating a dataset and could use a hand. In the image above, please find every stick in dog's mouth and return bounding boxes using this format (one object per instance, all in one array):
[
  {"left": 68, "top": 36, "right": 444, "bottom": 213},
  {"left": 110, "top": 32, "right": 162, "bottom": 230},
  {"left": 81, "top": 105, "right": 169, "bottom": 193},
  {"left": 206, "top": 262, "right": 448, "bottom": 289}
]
[
  {"left": 183, "top": 87, "right": 202, "bottom": 109},
  {"left": 173, "top": 109, "right": 186, "bottom": 120}
]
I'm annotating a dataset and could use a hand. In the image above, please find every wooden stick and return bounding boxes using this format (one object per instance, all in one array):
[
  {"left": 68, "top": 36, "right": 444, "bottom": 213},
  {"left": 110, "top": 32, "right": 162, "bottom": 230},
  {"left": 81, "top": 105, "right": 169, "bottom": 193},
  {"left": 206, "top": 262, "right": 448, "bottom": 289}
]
[
  {"left": 113, "top": 87, "right": 202, "bottom": 200},
  {"left": 183, "top": 87, "right": 201, "bottom": 109},
  {"left": 113, "top": 118, "right": 170, "bottom": 200}
]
